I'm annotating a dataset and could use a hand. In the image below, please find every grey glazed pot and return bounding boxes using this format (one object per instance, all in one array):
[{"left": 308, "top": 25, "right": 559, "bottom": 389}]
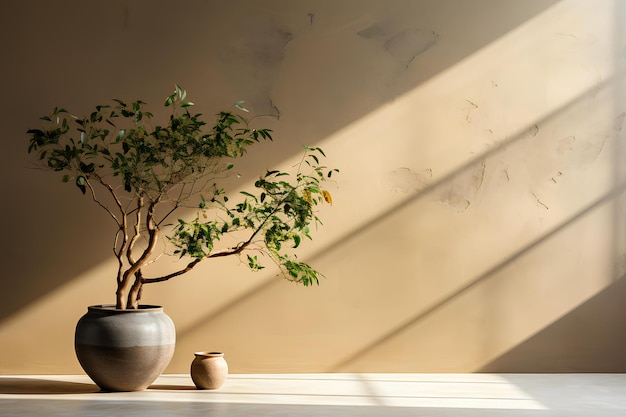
[{"left": 75, "top": 305, "right": 175, "bottom": 392}]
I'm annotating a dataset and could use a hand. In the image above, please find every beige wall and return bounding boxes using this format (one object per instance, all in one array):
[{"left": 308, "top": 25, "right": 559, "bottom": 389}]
[{"left": 2, "top": 0, "right": 626, "bottom": 374}]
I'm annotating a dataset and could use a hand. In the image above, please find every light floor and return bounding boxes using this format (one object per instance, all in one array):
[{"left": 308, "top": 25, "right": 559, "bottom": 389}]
[{"left": 1, "top": 373, "right": 626, "bottom": 416}]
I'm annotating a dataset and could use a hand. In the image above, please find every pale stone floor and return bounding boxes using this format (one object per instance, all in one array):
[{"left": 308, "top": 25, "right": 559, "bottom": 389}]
[{"left": 1, "top": 373, "right": 626, "bottom": 416}]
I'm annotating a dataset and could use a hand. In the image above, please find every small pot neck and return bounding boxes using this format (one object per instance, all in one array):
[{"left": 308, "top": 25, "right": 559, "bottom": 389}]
[{"left": 194, "top": 352, "right": 224, "bottom": 358}]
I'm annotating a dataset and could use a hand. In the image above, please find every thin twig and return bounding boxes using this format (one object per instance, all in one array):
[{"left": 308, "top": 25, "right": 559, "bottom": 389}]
[{"left": 85, "top": 179, "right": 121, "bottom": 226}]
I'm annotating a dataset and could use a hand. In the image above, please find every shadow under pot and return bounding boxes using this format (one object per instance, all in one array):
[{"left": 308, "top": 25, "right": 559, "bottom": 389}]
[
  {"left": 191, "top": 352, "right": 228, "bottom": 389},
  {"left": 74, "top": 305, "right": 176, "bottom": 392}
]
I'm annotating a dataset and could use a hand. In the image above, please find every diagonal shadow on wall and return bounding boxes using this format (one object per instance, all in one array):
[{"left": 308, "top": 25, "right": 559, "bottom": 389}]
[
  {"left": 329, "top": 184, "right": 626, "bottom": 371},
  {"left": 476, "top": 0, "right": 626, "bottom": 373},
  {"left": 176, "top": 71, "right": 624, "bottom": 354},
  {"left": 478, "top": 273, "right": 626, "bottom": 373},
  {"left": 0, "top": 0, "right": 561, "bottom": 323}
]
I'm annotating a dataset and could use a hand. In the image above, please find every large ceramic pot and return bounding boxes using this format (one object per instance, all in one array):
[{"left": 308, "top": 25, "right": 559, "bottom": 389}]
[{"left": 75, "top": 304, "right": 176, "bottom": 392}]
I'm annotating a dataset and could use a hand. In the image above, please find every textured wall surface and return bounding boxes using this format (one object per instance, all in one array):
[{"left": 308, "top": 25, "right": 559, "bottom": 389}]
[{"left": 2, "top": 0, "right": 626, "bottom": 374}]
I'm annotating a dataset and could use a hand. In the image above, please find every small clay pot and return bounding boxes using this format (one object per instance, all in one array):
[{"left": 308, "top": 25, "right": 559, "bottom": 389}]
[{"left": 191, "top": 351, "right": 228, "bottom": 390}]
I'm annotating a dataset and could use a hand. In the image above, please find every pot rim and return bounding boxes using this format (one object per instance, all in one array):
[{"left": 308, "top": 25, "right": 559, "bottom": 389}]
[
  {"left": 87, "top": 304, "right": 164, "bottom": 313},
  {"left": 194, "top": 351, "right": 224, "bottom": 357}
]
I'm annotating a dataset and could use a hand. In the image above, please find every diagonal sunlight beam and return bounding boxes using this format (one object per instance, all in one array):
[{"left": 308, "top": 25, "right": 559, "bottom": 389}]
[
  {"left": 3, "top": 0, "right": 621, "bottom": 375},
  {"left": 330, "top": 181, "right": 626, "bottom": 371},
  {"left": 0, "top": 0, "right": 563, "bottom": 326},
  {"left": 308, "top": 71, "right": 624, "bottom": 271},
  {"left": 0, "top": 374, "right": 548, "bottom": 411},
  {"left": 175, "top": 69, "right": 624, "bottom": 344}
]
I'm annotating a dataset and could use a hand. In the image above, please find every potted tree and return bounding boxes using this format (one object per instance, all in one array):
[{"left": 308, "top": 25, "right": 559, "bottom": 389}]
[{"left": 26, "top": 85, "right": 337, "bottom": 391}]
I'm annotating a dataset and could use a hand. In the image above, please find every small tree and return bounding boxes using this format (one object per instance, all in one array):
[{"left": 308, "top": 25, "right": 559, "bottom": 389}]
[{"left": 27, "top": 86, "right": 337, "bottom": 309}]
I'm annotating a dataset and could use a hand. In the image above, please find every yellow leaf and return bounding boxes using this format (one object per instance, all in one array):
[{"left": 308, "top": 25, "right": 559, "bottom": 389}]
[
  {"left": 322, "top": 190, "right": 332, "bottom": 205},
  {"left": 303, "top": 189, "right": 312, "bottom": 203}
]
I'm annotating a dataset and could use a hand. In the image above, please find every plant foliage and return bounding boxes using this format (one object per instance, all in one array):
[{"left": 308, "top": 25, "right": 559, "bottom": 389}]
[{"left": 27, "top": 85, "right": 337, "bottom": 309}]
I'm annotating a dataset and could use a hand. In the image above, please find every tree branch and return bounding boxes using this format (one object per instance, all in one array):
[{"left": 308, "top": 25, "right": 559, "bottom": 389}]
[
  {"left": 142, "top": 203, "right": 280, "bottom": 285},
  {"left": 120, "top": 200, "right": 160, "bottom": 308},
  {"left": 114, "top": 222, "right": 128, "bottom": 287},
  {"left": 85, "top": 178, "right": 121, "bottom": 226},
  {"left": 156, "top": 202, "right": 180, "bottom": 227},
  {"left": 126, "top": 195, "right": 144, "bottom": 265},
  {"left": 142, "top": 258, "right": 202, "bottom": 284}
]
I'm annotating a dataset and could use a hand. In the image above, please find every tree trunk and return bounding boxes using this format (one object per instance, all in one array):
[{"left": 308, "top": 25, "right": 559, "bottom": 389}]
[{"left": 127, "top": 275, "right": 143, "bottom": 309}]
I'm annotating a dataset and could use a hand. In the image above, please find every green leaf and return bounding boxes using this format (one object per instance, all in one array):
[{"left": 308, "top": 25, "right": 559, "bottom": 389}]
[
  {"left": 247, "top": 254, "right": 265, "bottom": 270},
  {"left": 76, "top": 176, "right": 86, "bottom": 195},
  {"left": 123, "top": 173, "right": 132, "bottom": 192},
  {"left": 234, "top": 101, "right": 249, "bottom": 112},
  {"left": 176, "top": 84, "right": 186, "bottom": 100},
  {"left": 79, "top": 162, "right": 95, "bottom": 173},
  {"left": 240, "top": 191, "right": 257, "bottom": 201}
]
